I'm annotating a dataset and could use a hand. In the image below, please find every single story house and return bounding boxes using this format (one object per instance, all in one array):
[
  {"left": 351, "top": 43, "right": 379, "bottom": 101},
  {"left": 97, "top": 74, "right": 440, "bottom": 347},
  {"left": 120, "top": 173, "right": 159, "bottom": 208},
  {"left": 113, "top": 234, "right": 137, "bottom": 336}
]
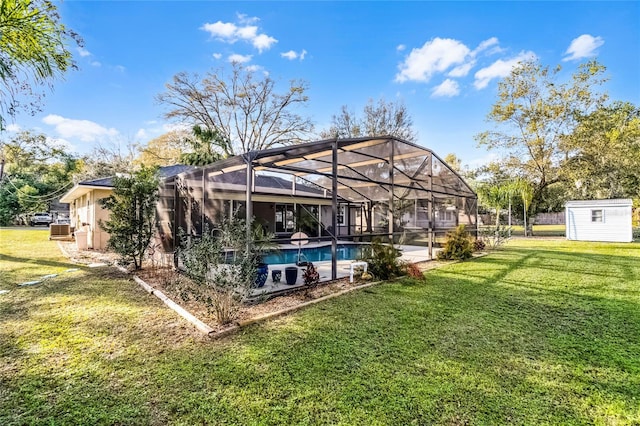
[
  {"left": 60, "top": 165, "right": 196, "bottom": 250},
  {"left": 565, "top": 199, "right": 633, "bottom": 242}
]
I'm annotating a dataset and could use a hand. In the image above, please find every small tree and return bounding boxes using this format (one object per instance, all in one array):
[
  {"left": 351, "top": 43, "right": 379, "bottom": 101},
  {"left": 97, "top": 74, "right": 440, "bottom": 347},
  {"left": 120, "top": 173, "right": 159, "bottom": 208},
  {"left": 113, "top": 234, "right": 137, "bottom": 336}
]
[
  {"left": 477, "top": 182, "right": 510, "bottom": 226},
  {"left": 99, "top": 167, "right": 159, "bottom": 269}
]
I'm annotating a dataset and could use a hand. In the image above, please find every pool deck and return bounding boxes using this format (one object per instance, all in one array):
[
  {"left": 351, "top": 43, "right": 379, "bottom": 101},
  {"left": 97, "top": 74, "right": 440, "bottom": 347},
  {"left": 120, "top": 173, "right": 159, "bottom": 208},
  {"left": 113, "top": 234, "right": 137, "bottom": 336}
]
[{"left": 250, "top": 244, "right": 439, "bottom": 298}]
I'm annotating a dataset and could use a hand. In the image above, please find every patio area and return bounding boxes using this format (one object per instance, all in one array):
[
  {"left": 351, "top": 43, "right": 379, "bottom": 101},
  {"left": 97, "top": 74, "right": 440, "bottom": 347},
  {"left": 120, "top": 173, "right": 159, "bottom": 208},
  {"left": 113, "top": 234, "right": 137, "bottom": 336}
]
[{"left": 251, "top": 243, "right": 437, "bottom": 298}]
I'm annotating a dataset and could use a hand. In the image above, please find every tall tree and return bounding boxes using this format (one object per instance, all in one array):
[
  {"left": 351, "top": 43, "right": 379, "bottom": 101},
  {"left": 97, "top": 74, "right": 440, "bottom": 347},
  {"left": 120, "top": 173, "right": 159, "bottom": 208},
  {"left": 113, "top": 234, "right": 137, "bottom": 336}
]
[
  {"left": 476, "top": 59, "right": 607, "bottom": 213},
  {"left": 443, "top": 153, "right": 462, "bottom": 172},
  {"left": 562, "top": 101, "right": 640, "bottom": 200},
  {"left": 99, "top": 167, "right": 159, "bottom": 270},
  {"left": 156, "top": 63, "right": 313, "bottom": 154},
  {"left": 136, "top": 129, "right": 191, "bottom": 167},
  {"left": 0, "top": 0, "right": 81, "bottom": 130},
  {"left": 79, "top": 139, "right": 138, "bottom": 180},
  {"left": 321, "top": 98, "right": 417, "bottom": 142}
]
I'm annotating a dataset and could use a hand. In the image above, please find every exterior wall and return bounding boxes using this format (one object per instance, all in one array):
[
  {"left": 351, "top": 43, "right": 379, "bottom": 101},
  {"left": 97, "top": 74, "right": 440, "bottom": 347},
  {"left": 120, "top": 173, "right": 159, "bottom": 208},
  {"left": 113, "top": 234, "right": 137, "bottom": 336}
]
[
  {"left": 566, "top": 204, "right": 632, "bottom": 242},
  {"left": 69, "top": 189, "right": 112, "bottom": 250},
  {"left": 92, "top": 189, "right": 112, "bottom": 250}
]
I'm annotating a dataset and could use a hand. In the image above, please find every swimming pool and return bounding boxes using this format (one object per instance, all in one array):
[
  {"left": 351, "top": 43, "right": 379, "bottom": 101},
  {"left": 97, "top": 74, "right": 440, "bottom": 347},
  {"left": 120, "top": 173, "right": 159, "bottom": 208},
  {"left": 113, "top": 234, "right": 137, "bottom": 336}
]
[{"left": 262, "top": 243, "right": 366, "bottom": 265}]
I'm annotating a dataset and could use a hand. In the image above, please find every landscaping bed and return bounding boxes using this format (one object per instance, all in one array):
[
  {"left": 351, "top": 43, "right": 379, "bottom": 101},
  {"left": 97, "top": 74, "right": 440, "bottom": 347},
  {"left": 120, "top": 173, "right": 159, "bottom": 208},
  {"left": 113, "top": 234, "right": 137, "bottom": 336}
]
[{"left": 59, "top": 240, "right": 452, "bottom": 335}]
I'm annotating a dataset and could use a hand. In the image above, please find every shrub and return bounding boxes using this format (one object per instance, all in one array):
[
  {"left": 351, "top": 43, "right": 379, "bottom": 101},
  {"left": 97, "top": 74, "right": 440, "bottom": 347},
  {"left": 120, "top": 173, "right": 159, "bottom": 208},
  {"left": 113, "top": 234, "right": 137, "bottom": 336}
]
[
  {"left": 473, "top": 238, "right": 486, "bottom": 251},
  {"left": 633, "top": 227, "right": 640, "bottom": 241},
  {"left": 177, "top": 217, "right": 257, "bottom": 325},
  {"left": 437, "top": 225, "right": 473, "bottom": 261},
  {"left": 361, "top": 239, "right": 404, "bottom": 280},
  {"left": 478, "top": 225, "right": 511, "bottom": 250}
]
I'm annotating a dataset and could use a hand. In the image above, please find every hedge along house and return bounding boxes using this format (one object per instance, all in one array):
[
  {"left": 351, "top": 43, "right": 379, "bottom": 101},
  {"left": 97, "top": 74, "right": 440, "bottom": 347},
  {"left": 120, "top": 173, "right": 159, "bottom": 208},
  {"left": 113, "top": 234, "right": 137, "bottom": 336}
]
[
  {"left": 565, "top": 199, "right": 633, "bottom": 243},
  {"left": 158, "top": 136, "right": 478, "bottom": 281}
]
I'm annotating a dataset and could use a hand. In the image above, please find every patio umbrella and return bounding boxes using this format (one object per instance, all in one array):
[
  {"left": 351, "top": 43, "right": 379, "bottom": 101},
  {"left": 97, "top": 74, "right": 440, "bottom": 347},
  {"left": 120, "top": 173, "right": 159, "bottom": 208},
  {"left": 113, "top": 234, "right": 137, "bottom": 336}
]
[{"left": 291, "top": 232, "right": 309, "bottom": 266}]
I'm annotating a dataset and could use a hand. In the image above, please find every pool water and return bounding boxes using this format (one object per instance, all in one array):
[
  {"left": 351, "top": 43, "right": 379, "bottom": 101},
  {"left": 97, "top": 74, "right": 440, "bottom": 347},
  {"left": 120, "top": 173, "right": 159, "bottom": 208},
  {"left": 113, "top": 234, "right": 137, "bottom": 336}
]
[{"left": 262, "top": 243, "right": 366, "bottom": 265}]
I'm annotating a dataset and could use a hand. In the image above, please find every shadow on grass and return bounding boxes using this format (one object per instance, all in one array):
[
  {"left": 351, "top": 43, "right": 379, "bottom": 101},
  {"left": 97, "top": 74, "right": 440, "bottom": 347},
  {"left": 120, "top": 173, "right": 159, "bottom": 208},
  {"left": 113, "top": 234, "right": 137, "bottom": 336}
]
[
  {"left": 0, "top": 253, "right": 76, "bottom": 269},
  {"left": 2, "top": 241, "right": 639, "bottom": 424}
]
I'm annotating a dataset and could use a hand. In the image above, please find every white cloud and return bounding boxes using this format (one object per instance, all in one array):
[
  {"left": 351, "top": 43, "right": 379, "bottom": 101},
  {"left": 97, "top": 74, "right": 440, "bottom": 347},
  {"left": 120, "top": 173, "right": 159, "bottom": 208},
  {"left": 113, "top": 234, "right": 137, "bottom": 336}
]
[
  {"left": 236, "top": 13, "right": 259, "bottom": 25},
  {"left": 236, "top": 25, "right": 258, "bottom": 40},
  {"left": 396, "top": 36, "right": 505, "bottom": 84},
  {"left": 114, "top": 65, "right": 126, "bottom": 73},
  {"left": 46, "top": 136, "right": 74, "bottom": 152},
  {"left": 252, "top": 34, "right": 277, "bottom": 52},
  {"left": 42, "top": 114, "right": 119, "bottom": 142},
  {"left": 280, "top": 49, "right": 307, "bottom": 61},
  {"left": 77, "top": 47, "right": 91, "bottom": 57},
  {"left": 281, "top": 50, "right": 297, "bottom": 60},
  {"left": 245, "top": 64, "right": 262, "bottom": 72},
  {"left": 212, "top": 53, "right": 222, "bottom": 60},
  {"left": 395, "top": 38, "right": 470, "bottom": 83},
  {"left": 448, "top": 62, "right": 475, "bottom": 78},
  {"left": 228, "top": 53, "right": 252, "bottom": 63},
  {"left": 472, "top": 37, "right": 499, "bottom": 56},
  {"left": 135, "top": 128, "right": 148, "bottom": 140},
  {"left": 90, "top": 61, "right": 101, "bottom": 67},
  {"left": 474, "top": 51, "right": 537, "bottom": 89},
  {"left": 202, "top": 21, "right": 237, "bottom": 38},
  {"left": 6, "top": 123, "right": 21, "bottom": 132},
  {"left": 201, "top": 16, "right": 277, "bottom": 53},
  {"left": 563, "top": 34, "right": 604, "bottom": 61},
  {"left": 431, "top": 79, "right": 460, "bottom": 98}
]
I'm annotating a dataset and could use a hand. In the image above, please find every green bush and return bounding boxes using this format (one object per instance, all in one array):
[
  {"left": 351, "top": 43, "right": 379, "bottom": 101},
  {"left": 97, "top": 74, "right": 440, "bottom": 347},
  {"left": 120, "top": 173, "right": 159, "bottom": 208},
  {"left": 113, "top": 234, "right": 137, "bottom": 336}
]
[
  {"left": 361, "top": 239, "right": 404, "bottom": 280},
  {"left": 437, "top": 225, "right": 473, "bottom": 261},
  {"left": 633, "top": 227, "right": 640, "bottom": 241}
]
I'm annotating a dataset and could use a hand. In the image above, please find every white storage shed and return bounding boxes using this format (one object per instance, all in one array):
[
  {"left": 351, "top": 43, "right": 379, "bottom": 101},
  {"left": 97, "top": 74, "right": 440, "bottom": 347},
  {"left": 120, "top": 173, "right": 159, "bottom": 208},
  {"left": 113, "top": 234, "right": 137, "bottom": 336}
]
[{"left": 565, "top": 199, "right": 633, "bottom": 242}]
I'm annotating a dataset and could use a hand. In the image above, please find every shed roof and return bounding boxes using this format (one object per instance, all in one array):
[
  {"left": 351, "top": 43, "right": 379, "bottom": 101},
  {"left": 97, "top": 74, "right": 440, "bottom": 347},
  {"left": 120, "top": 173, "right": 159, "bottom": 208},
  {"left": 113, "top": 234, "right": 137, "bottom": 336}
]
[{"left": 565, "top": 199, "right": 633, "bottom": 208}]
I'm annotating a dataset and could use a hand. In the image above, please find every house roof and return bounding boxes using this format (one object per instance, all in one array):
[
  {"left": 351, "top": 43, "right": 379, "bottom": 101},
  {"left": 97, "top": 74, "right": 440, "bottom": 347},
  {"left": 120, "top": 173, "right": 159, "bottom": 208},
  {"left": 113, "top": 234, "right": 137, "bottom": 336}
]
[
  {"left": 60, "top": 164, "right": 197, "bottom": 203},
  {"left": 565, "top": 199, "right": 633, "bottom": 208}
]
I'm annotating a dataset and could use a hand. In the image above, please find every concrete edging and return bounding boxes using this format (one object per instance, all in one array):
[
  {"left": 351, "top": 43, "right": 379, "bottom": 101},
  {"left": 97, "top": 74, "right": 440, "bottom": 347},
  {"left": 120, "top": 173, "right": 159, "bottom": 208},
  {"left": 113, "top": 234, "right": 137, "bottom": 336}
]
[{"left": 114, "top": 265, "right": 215, "bottom": 335}]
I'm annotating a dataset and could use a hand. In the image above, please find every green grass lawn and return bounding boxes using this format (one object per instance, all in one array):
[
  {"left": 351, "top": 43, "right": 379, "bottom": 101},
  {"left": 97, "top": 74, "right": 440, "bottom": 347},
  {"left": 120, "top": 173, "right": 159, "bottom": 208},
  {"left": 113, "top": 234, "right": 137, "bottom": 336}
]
[
  {"left": 1, "top": 229, "right": 639, "bottom": 425},
  {"left": 508, "top": 224, "right": 566, "bottom": 237}
]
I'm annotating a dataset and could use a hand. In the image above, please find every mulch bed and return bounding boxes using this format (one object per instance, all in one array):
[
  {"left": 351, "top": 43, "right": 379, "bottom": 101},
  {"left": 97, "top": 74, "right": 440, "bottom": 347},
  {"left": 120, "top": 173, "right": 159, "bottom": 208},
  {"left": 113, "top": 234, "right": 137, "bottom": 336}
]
[{"left": 57, "top": 240, "right": 467, "bottom": 335}]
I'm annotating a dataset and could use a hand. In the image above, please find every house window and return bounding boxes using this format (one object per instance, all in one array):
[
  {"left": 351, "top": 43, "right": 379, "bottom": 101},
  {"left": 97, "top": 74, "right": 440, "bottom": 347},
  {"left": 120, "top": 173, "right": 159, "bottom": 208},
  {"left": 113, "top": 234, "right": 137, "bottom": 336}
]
[
  {"left": 275, "top": 204, "right": 295, "bottom": 233},
  {"left": 337, "top": 205, "right": 346, "bottom": 226},
  {"left": 591, "top": 209, "right": 603, "bottom": 223}
]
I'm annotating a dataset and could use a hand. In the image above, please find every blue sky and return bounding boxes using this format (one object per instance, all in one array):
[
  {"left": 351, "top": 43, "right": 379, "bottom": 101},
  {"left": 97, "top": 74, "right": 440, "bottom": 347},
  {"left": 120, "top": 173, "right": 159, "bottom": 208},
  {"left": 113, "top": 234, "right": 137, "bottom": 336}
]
[{"left": 6, "top": 1, "right": 640, "bottom": 167}]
